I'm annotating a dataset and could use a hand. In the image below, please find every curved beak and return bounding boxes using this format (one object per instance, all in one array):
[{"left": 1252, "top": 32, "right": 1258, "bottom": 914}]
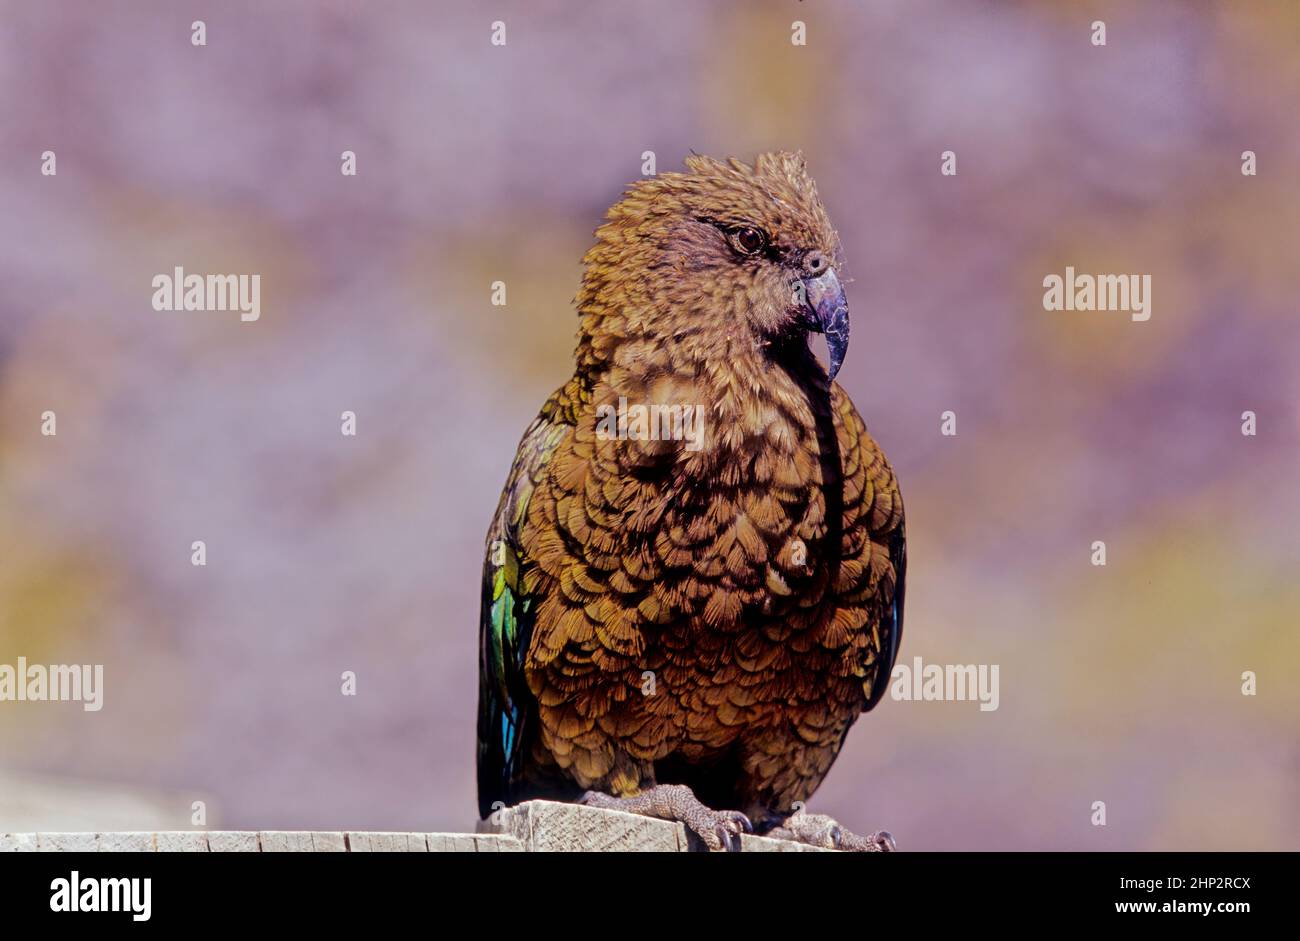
[{"left": 799, "top": 268, "right": 850, "bottom": 381}]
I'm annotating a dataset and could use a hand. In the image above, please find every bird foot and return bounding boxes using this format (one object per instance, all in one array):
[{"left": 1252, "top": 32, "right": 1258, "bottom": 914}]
[
  {"left": 579, "top": 785, "right": 752, "bottom": 852},
  {"left": 764, "top": 812, "right": 897, "bottom": 852}
]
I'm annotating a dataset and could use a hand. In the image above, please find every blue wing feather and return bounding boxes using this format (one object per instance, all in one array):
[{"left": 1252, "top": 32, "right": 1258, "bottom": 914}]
[{"left": 476, "top": 415, "right": 570, "bottom": 818}]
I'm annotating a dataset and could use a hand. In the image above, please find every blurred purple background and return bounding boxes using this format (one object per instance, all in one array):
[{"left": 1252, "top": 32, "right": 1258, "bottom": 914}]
[{"left": 1, "top": 0, "right": 1297, "bottom": 849}]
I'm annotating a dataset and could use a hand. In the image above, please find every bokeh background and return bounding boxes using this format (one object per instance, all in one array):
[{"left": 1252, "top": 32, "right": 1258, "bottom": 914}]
[{"left": 1, "top": 0, "right": 1296, "bottom": 849}]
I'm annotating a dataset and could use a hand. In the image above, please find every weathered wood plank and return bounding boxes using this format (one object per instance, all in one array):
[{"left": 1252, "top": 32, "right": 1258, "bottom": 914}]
[
  {"left": 154, "top": 832, "right": 210, "bottom": 852},
  {"left": 0, "top": 833, "right": 40, "bottom": 852},
  {"left": 207, "top": 831, "right": 260, "bottom": 853},
  {"left": 96, "top": 832, "right": 155, "bottom": 852},
  {"left": 36, "top": 832, "right": 99, "bottom": 852},
  {"left": 309, "top": 832, "right": 347, "bottom": 852},
  {"left": 0, "top": 802, "right": 834, "bottom": 851},
  {"left": 346, "top": 831, "right": 426, "bottom": 852},
  {"left": 259, "top": 831, "right": 316, "bottom": 852},
  {"left": 486, "top": 800, "right": 686, "bottom": 852}
]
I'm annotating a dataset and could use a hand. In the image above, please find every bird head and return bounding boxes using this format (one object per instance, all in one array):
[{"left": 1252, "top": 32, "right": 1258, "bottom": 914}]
[{"left": 577, "top": 151, "right": 850, "bottom": 382}]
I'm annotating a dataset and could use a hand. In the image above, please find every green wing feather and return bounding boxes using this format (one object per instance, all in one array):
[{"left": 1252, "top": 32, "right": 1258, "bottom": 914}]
[{"left": 476, "top": 414, "right": 570, "bottom": 819}]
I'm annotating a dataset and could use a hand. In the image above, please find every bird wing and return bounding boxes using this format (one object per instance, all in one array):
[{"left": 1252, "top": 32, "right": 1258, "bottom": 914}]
[
  {"left": 476, "top": 411, "right": 572, "bottom": 818},
  {"left": 867, "top": 522, "right": 906, "bottom": 711},
  {"left": 832, "top": 387, "right": 906, "bottom": 713}
]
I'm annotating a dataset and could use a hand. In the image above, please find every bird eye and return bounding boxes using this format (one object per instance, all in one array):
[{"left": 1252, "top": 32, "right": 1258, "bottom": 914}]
[{"left": 729, "top": 226, "right": 767, "bottom": 256}]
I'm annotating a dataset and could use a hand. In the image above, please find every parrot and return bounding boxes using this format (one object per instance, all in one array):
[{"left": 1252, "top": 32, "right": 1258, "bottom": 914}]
[{"left": 477, "top": 152, "right": 905, "bottom": 851}]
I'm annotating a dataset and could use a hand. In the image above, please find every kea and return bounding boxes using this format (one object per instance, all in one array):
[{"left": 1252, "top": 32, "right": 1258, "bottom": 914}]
[{"left": 477, "top": 152, "right": 905, "bottom": 851}]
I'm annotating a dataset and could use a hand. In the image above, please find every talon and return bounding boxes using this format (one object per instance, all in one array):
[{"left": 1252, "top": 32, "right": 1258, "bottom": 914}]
[
  {"left": 872, "top": 830, "right": 897, "bottom": 852},
  {"left": 766, "top": 810, "right": 897, "bottom": 852},
  {"left": 718, "top": 826, "right": 742, "bottom": 853},
  {"left": 719, "top": 810, "right": 753, "bottom": 834},
  {"left": 577, "top": 784, "right": 751, "bottom": 852}
]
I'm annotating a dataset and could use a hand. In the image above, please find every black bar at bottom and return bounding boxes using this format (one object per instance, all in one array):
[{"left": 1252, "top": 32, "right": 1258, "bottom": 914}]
[{"left": 0, "top": 850, "right": 1287, "bottom": 927}]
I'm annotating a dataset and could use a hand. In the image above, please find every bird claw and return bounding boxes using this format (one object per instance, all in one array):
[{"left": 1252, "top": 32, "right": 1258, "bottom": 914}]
[
  {"left": 580, "top": 785, "right": 752, "bottom": 852},
  {"left": 705, "top": 809, "right": 753, "bottom": 852},
  {"left": 766, "top": 812, "right": 897, "bottom": 852},
  {"left": 834, "top": 827, "right": 896, "bottom": 853}
]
